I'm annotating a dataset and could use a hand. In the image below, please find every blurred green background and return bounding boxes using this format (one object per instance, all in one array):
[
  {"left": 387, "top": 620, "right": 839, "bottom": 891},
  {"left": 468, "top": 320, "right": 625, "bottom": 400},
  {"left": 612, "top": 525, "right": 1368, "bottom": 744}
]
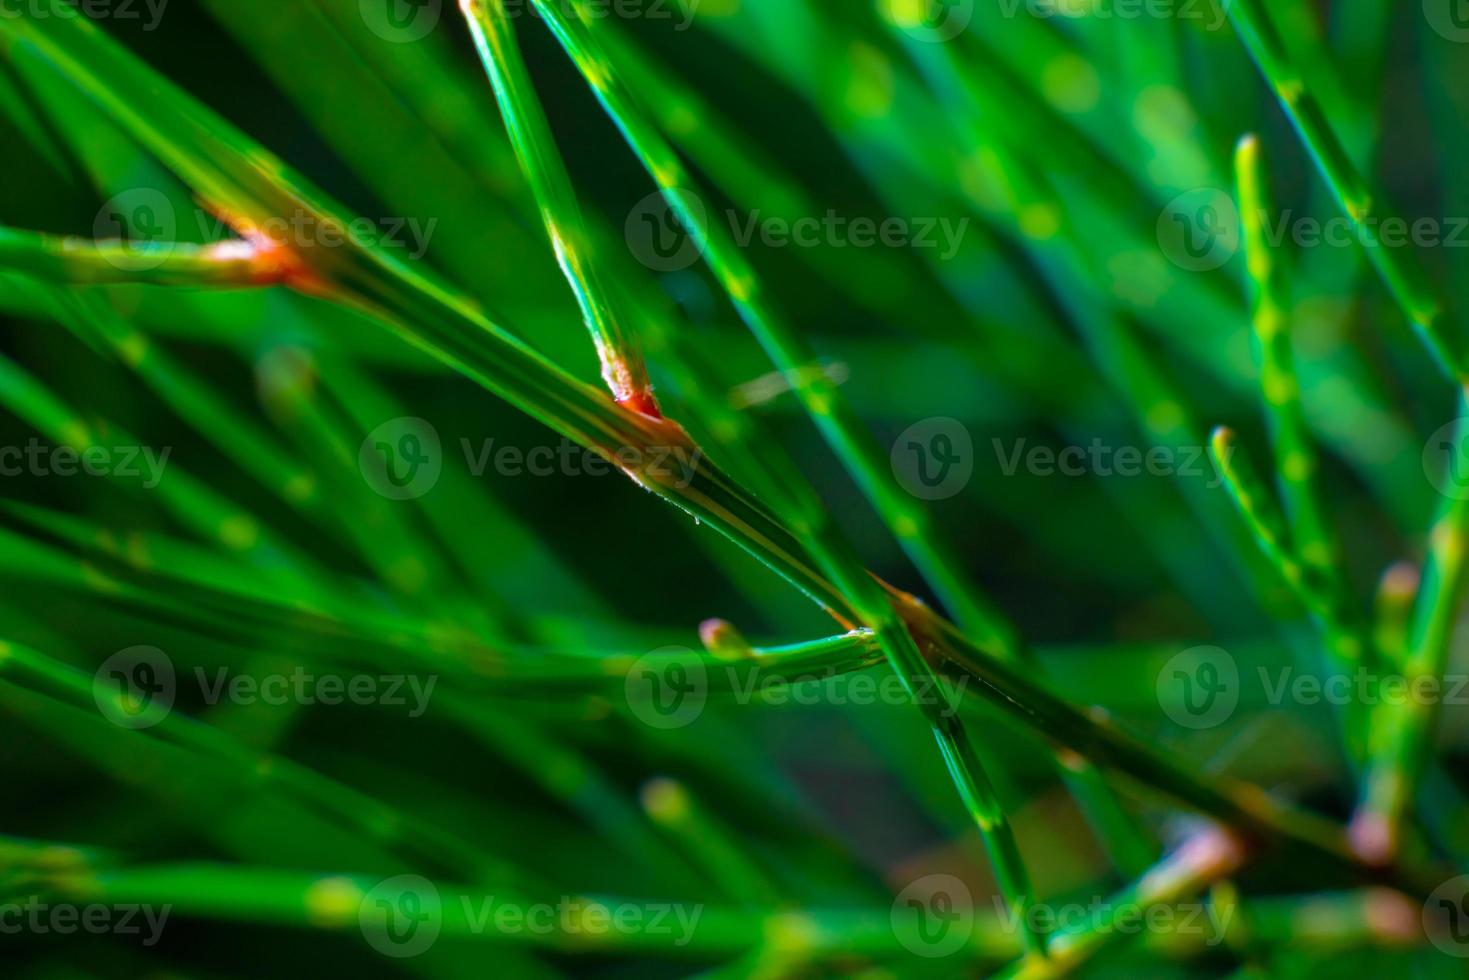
[{"left": 2, "top": 0, "right": 1469, "bottom": 976}]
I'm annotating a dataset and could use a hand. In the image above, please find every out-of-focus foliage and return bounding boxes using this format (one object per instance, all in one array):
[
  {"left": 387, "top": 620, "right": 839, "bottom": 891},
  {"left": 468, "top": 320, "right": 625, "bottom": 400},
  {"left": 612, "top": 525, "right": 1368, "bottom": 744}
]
[{"left": 1, "top": 0, "right": 1468, "bottom": 976}]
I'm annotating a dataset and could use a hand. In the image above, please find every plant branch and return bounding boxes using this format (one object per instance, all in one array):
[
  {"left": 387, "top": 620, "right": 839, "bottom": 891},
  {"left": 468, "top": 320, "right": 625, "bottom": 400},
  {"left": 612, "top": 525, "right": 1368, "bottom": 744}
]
[
  {"left": 458, "top": 0, "right": 658, "bottom": 415},
  {"left": 1226, "top": 0, "right": 1465, "bottom": 380},
  {"left": 0, "top": 226, "right": 291, "bottom": 288}
]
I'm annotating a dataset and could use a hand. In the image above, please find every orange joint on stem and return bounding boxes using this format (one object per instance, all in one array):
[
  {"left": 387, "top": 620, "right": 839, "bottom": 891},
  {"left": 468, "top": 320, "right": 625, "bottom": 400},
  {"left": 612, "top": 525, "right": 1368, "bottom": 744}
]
[
  {"left": 599, "top": 347, "right": 660, "bottom": 418},
  {"left": 197, "top": 201, "right": 330, "bottom": 295},
  {"left": 617, "top": 388, "right": 662, "bottom": 418}
]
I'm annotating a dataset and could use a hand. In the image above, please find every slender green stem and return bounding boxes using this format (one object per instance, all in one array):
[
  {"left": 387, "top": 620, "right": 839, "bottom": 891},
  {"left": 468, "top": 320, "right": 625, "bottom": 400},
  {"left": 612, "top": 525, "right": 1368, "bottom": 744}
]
[
  {"left": 1209, "top": 427, "right": 1348, "bottom": 642},
  {"left": 582, "top": 37, "right": 1152, "bottom": 879},
  {"left": 8, "top": 2, "right": 1446, "bottom": 905},
  {"left": 441, "top": 628, "right": 885, "bottom": 695},
  {"left": 1226, "top": 0, "right": 1465, "bottom": 380},
  {"left": 1353, "top": 394, "right": 1469, "bottom": 861},
  {"left": 0, "top": 226, "right": 287, "bottom": 288},
  {"left": 906, "top": 597, "right": 1442, "bottom": 898},
  {"left": 641, "top": 777, "right": 781, "bottom": 908},
  {"left": 12, "top": 846, "right": 1429, "bottom": 963},
  {"left": 522, "top": 0, "right": 1011, "bottom": 653},
  {"left": 1229, "top": 136, "right": 1371, "bottom": 764},
  {"left": 458, "top": 0, "right": 657, "bottom": 414},
  {"left": 895, "top": 26, "right": 1239, "bottom": 874},
  {"left": 1372, "top": 562, "right": 1419, "bottom": 673},
  {"left": 0, "top": 640, "right": 532, "bottom": 888},
  {"left": 995, "top": 827, "right": 1247, "bottom": 980},
  {"left": 1234, "top": 135, "right": 1344, "bottom": 589},
  {"left": 503, "top": 0, "right": 1043, "bottom": 951},
  {"left": 1209, "top": 426, "right": 1369, "bottom": 763}
]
